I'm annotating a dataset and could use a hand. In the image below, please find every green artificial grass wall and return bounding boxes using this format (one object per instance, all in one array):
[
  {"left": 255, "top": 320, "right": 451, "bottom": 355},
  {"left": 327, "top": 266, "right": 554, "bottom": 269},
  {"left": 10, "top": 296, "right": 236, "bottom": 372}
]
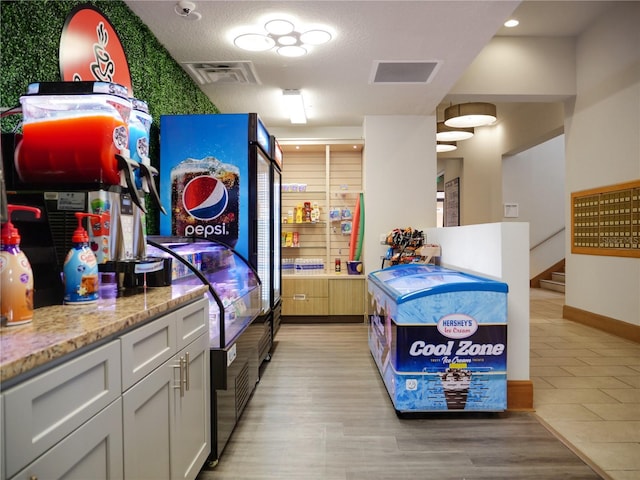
[{"left": 0, "top": 0, "right": 220, "bottom": 233}]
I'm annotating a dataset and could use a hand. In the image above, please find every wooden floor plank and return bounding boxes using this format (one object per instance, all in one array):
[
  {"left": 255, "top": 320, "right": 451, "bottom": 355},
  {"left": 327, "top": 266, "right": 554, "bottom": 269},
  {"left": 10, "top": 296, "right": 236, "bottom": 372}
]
[{"left": 197, "top": 324, "right": 602, "bottom": 480}]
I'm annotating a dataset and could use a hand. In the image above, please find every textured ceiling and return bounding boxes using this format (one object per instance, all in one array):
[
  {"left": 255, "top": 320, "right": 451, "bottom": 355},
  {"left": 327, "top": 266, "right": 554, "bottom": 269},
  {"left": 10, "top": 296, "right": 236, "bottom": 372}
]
[{"left": 125, "top": 0, "right": 615, "bottom": 129}]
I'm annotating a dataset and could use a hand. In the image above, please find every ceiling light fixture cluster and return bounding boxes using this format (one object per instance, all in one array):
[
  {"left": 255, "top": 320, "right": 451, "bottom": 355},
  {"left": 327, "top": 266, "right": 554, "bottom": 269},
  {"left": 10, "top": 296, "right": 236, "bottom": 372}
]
[
  {"left": 436, "top": 102, "right": 498, "bottom": 153},
  {"left": 234, "top": 18, "right": 332, "bottom": 57}
]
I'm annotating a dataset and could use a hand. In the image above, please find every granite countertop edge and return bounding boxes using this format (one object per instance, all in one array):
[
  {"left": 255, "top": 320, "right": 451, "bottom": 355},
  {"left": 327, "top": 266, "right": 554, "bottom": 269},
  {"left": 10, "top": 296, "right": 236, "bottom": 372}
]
[{"left": 0, "top": 285, "right": 208, "bottom": 385}]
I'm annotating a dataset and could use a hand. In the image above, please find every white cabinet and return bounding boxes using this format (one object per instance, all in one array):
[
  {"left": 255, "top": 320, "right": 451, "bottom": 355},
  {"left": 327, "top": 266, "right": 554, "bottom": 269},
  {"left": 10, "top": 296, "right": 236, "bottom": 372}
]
[
  {"left": 3, "top": 341, "right": 121, "bottom": 479},
  {"left": 121, "top": 297, "right": 210, "bottom": 480},
  {"left": 2, "top": 296, "right": 210, "bottom": 480}
]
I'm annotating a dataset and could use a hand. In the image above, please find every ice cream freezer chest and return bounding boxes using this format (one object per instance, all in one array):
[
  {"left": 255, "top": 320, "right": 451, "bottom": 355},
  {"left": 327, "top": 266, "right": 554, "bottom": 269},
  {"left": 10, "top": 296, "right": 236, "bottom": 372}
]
[{"left": 367, "top": 264, "right": 508, "bottom": 413}]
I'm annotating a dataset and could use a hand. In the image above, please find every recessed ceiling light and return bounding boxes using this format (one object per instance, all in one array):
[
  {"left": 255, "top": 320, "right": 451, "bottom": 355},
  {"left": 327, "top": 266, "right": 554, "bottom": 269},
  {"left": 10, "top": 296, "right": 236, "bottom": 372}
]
[{"left": 504, "top": 19, "right": 519, "bottom": 28}]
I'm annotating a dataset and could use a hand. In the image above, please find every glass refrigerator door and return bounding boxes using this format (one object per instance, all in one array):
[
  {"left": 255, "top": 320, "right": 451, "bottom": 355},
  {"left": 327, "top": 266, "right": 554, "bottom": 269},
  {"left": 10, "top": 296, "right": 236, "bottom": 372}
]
[
  {"left": 256, "top": 149, "right": 271, "bottom": 314},
  {"left": 272, "top": 164, "right": 281, "bottom": 306},
  {"left": 146, "top": 237, "right": 261, "bottom": 349}
]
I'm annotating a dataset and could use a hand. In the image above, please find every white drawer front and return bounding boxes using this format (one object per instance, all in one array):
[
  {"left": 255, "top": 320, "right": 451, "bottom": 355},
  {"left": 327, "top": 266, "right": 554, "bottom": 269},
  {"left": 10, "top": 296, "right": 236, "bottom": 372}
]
[
  {"left": 120, "top": 311, "right": 176, "bottom": 391},
  {"left": 4, "top": 341, "right": 121, "bottom": 478},
  {"left": 175, "top": 296, "right": 208, "bottom": 351}
]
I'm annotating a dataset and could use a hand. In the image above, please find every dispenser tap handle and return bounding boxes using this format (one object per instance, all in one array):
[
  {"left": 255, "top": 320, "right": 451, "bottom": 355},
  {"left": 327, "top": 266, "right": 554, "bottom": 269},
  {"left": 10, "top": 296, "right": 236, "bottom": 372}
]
[
  {"left": 115, "top": 154, "right": 146, "bottom": 214},
  {"left": 138, "top": 162, "right": 167, "bottom": 215}
]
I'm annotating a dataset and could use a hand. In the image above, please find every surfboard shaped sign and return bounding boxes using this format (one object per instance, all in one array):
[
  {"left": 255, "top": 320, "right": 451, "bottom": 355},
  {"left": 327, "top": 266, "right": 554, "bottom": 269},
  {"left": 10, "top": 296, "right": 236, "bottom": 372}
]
[{"left": 59, "top": 4, "right": 133, "bottom": 95}]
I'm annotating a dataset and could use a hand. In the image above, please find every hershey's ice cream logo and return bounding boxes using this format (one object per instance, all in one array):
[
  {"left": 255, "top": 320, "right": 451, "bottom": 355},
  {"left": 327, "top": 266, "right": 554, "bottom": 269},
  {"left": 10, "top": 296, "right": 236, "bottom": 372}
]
[
  {"left": 437, "top": 314, "right": 477, "bottom": 339},
  {"left": 409, "top": 340, "right": 505, "bottom": 357}
]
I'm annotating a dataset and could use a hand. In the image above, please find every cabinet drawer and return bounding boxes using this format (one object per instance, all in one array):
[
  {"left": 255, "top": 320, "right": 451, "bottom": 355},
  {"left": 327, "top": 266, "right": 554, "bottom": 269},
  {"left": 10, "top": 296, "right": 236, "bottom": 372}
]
[
  {"left": 175, "top": 296, "right": 208, "bottom": 351},
  {"left": 4, "top": 341, "right": 121, "bottom": 479},
  {"left": 282, "top": 278, "right": 328, "bottom": 298},
  {"left": 282, "top": 296, "right": 329, "bottom": 316},
  {"left": 120, "top": 310, "right": 177, "bottom": 391},
  {"left": 12, "top": 399, "right": 123, "bottom": 480}
]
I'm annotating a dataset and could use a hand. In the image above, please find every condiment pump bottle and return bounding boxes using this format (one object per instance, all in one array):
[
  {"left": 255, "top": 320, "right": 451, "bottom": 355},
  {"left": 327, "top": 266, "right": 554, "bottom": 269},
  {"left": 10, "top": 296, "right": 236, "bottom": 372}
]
[
  {"left": 63, "top": 213, "right": 101, "bottom": 305},
  {"left": 1, "top": 205, "right": 41, "bottom": 325}
]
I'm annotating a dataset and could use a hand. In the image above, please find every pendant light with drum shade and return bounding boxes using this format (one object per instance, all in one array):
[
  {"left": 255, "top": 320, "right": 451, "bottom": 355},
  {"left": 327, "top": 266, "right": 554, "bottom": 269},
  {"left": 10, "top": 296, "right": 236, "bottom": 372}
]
[
  {"left": 444, "top": 102, "right": 497, "bottom": 128},
  {"left": 436, "top": 141, "right": 457, "bottom": 153},
  {"left": 436, "top": 122, "right": 474, "bottom": 141}
]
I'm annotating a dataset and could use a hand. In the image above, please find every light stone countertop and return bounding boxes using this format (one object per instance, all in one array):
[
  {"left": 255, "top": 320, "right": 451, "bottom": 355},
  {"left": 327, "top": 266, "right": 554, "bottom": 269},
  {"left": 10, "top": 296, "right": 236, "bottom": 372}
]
[{"left": 0, "top": 284, "right": 208, "bottom": 385}]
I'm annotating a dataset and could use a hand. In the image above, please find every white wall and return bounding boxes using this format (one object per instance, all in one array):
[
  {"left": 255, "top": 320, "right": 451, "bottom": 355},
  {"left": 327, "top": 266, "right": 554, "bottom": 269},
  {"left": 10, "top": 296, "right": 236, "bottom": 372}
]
[
  {"left": 502, "top": 135, "right": 565, "bottom": 277},
  {"left": 564, "top": 2, "right": 640, "bottom": 326},
  {"left": 270, "top": 126, "right": 363, "bottom": 142},
  {"left": 362, "top": 115, "right": 436, "bottom": 275},
  {"left": 427, "top": 222, "right": 530, "bottom": 381}
]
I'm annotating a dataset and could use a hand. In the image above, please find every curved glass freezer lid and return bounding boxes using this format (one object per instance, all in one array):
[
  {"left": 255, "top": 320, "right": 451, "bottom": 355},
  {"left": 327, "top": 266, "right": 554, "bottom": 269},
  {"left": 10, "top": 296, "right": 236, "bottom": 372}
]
[
  {"left": 369, "top": 264, "right": 455, "bottom": 282},
  {"left": 368, "top": 264, "right": 508, "bottom": 304},
  {"left": 147, "top": 236, "right": 260, "bottom": 291}
]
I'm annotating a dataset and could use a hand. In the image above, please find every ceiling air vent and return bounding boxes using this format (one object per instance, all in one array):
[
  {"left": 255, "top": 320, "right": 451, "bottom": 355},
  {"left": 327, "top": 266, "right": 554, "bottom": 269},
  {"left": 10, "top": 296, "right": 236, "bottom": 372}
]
[
  {"left": 370, "top": 61, "right": 440, "bottom": 84},
  {"left": 182, "top": 61, "right": 261, "bottom": 85}
]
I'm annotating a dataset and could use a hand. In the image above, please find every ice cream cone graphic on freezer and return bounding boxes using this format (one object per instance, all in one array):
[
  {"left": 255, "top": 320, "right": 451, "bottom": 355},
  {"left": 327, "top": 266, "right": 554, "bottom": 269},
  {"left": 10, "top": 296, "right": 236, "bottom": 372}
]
[{"left": 440, "top": 368, "right": 472, "bottom": 410}]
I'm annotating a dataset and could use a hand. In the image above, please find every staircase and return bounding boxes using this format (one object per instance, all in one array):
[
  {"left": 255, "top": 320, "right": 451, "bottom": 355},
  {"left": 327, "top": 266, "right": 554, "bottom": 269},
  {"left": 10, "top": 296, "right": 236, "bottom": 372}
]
[{"left": 540, "top": 271, "right": 565, "bottom": 293}]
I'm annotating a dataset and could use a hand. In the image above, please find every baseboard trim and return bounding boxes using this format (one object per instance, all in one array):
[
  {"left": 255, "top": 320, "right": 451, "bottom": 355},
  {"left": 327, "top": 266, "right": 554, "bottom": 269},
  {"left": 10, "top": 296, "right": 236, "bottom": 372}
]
[
  {"left": 563, "top": 305, "right": 640, "bottom": 343},
  {"left": 507, "top": 380, "right": 534, "bottom": 411}
]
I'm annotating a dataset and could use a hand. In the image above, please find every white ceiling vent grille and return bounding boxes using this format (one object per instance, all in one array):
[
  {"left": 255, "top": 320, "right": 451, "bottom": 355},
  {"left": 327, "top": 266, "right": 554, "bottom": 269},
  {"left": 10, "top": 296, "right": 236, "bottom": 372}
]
[
  {"left": 370, "top": 61, "right": 440, "bottom": 84},
  {"left": 182, "top": 61, "right": 261, "bottom": 85}
]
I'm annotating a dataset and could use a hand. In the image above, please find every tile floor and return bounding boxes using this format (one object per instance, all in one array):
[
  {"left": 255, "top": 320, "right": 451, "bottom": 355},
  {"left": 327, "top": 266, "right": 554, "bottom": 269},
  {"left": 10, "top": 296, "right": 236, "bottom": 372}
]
[{"left": 529, "top": 288, "right": 640, "bottom": 480}]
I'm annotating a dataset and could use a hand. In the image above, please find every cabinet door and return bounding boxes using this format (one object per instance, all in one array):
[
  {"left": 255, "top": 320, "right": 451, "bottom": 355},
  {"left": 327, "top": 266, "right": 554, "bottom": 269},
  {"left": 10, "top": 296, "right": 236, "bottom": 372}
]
[
  {"left": 122, "top": 356, "right": 174, "bottom": 480},
  {"left": 4, "top": 341, "right": 121, "bottom": 479},
  {"left": 329, "top": 278, "right": 366, "bottom": 315},
  {"left": 172, "top": 333, "right": 211, "bottom": 480},
  {"left": 12, "top": 399, "right": 123, "bottom": 480}
]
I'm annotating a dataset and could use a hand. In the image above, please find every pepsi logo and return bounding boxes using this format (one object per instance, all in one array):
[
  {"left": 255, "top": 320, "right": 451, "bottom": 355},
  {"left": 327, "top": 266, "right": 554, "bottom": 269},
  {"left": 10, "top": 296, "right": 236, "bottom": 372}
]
[{"left": 183, "top": 175, "right": 229, "bottom": 221}]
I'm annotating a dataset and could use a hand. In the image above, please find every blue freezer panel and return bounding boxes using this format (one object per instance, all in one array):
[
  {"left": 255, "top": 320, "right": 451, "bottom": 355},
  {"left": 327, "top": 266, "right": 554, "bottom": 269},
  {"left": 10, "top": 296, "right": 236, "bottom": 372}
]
[{"left": 368, "top": 264, "right": 508, "bottom": 412}]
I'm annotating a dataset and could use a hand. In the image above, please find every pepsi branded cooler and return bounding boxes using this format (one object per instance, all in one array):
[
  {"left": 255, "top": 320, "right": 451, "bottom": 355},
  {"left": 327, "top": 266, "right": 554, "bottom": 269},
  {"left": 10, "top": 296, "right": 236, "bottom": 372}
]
[
  {"left": 160, "top": 114, "right": 275, "bottom": 316},
  {"left": 368, "top": 264, "right": 508, "bottom": 413}
]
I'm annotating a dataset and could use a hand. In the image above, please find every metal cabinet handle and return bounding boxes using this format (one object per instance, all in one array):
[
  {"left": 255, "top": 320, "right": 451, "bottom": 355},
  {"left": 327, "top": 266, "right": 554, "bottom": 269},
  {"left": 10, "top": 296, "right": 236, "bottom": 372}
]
[
  {"left": 293, "top": 294, "right": 306, "bottom": 300},
  {"left": 173, "top": 357, "right": 185, "bottom": 397},
  {"left": 184, "top": 352, "right": 190, "bottom": 391}
]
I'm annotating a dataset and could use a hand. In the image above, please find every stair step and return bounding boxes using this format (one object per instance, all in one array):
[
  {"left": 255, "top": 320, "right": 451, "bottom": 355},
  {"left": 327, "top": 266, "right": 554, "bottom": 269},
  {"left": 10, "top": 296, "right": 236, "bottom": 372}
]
[
  {"left": 540, "top": 279, "right": 565, "bottom": 293},
  {"left": 551, "top": 272, "right": 565, "bottom": 283}
]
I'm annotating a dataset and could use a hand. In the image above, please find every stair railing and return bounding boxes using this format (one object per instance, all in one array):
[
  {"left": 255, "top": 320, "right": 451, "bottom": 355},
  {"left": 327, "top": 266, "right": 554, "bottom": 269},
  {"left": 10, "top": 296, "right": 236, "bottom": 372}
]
[{"left": 530, "top": 227, "right": 565, "bottom": 251}]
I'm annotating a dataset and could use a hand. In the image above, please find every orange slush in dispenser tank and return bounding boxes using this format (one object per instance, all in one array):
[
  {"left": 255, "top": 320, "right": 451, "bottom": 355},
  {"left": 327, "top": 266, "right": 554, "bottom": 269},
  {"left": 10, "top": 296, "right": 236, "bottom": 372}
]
[
  {"left": 15, "top": 81, "right": 131, "bottom": 185},
  {"left": 1, "top": 205, "right": 41, "bottom": 325}
]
